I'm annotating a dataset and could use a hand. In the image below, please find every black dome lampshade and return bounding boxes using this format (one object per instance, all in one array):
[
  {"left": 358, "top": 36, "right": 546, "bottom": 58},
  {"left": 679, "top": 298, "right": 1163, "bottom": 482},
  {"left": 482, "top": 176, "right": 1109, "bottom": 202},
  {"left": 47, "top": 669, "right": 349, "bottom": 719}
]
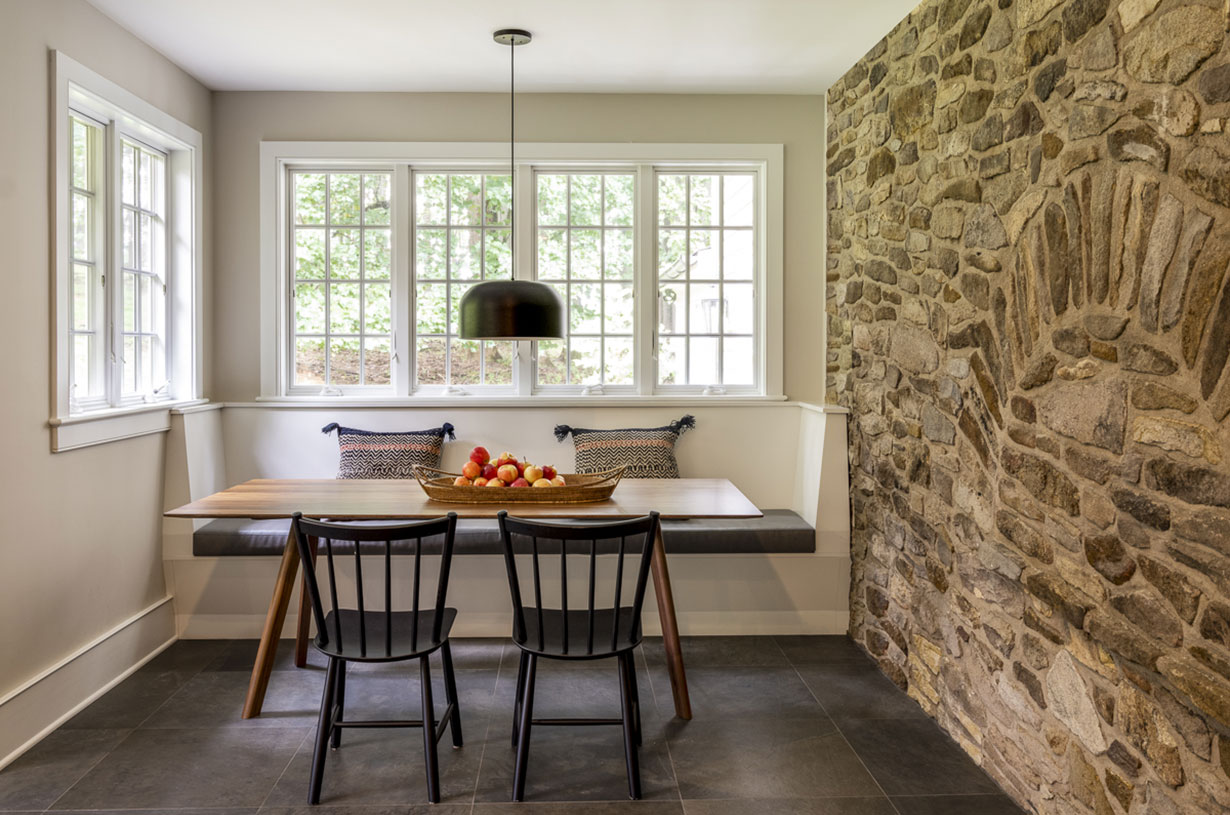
[
  {"left": 459, "top": 280, "right": 564, "bottom": 340},
  {"left": 456, "top": 28, "right": 566, "bottom": 342}
]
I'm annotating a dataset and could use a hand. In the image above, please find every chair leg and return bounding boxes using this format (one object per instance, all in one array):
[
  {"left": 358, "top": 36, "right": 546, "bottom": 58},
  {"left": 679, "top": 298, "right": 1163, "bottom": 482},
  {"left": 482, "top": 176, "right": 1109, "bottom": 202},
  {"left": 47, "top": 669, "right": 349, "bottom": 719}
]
[
  {"left": 511, "top": 650, "right": 529, "bottom": 748},
  {"left": 308, "top": 657, "right": 340, "bottom": 805},
  {"left": 617, "top": 652, "right": 643, "bottom": 800},
  {"left": 420, "top": 656, "right": 441, "bottom": 804},
  {"left": 627, "top": 652, "right": 642, "bottom": 747},
  {"left": 331, "top": 660, "right": 346, "bottom": 749},
  {"left": 511, "top": 653, "right": 537, "bottom": 802},
  {"left": 441, "top": 642, "right": 464, "bottom": 748}
]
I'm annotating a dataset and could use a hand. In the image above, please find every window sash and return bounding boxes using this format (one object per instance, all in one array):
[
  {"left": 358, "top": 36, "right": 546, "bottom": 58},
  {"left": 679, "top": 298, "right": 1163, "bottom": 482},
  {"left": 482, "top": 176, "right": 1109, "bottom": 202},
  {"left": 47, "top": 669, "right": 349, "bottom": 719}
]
[{"left": 275, "top": 156, "right": 768, "bottom": 398}]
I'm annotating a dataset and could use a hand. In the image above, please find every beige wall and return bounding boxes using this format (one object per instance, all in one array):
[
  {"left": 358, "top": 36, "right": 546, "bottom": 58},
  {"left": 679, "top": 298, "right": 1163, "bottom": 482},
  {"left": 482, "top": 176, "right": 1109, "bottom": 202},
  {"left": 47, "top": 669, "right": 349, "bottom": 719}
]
[
  {"left": 210, "top": 91, "right": 825, "bottom": 401},
  {"left": 0, "top": 0, "right": 211, "bottom": 742}
]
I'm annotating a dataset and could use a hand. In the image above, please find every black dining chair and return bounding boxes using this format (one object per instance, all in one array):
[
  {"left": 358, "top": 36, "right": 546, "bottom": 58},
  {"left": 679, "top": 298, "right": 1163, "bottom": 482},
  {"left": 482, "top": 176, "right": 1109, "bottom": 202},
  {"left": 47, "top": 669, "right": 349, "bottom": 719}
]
[
  {"left": 496, "top": 510, "right": 661, "bottom": 801},
  {"left": 291, "top": 512, "right": 462, "bottom": 805}
]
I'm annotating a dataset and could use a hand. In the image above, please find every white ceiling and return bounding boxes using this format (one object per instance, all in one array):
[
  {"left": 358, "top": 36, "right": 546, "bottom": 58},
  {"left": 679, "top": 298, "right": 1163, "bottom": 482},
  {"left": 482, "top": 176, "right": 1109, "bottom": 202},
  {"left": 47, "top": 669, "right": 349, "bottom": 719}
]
[{"left": 86, "top": 0, "right": 920, "bottom": 94}]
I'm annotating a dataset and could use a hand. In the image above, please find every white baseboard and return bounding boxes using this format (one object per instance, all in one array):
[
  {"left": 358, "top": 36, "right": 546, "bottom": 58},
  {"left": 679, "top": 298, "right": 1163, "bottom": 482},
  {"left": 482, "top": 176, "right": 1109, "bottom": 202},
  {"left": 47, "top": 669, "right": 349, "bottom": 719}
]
[{"left": 0, "top": 597, "right": 177, "bottom": 771}]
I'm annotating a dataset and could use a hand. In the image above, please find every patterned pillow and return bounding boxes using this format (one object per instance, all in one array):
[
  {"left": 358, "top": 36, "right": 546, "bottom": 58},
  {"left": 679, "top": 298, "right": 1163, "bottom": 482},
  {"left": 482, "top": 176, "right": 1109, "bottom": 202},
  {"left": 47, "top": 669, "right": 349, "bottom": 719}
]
[
  {"left": 553, "top": 415, "right": 695, "bottom": 478},
  {"left": 322, "top": 422, "right": 455, "bottom": 479}
]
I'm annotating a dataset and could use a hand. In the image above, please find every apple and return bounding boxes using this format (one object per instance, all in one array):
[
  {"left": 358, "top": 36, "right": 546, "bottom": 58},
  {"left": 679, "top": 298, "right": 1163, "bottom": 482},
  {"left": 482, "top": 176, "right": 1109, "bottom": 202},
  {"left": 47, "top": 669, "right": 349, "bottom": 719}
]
[
  {"left": 485, "top": 477, "right": 506, "bottom": 487},
  {"left": 497, "top": 463, "right": 519, "bottom": 483},
  {"left": 524, "top": 465, "right": 544, "bottom": 483},
  {"left": 551, "top": 475, "right": 566, "bottom": 486},
  {"left": 542, "top": 465, "right": 557, "bottom": 480},
  {"left": 473, "top": 477, "right": 489, "bottom": 487},
  {"left": 461, "top": 460, "right": 481, "bottom": 480},
  {"left": 496, "top": 452, "right": 517, "bottom": 467},
  {"left": 510, "top": 477, "right": 531, "bottom": 488},
  {"left": 470, "top": 446, "right": 490, "bottom": 465},
  {"left": 453, "top": 476, "right": 472, "bottom": 486},
  {"left": 515, "top": 460, "right": 527, "bottom": 476},
  {"left": 532, "top": 478, "right": 553, "bottom": 488},
  {"left": 481, "top": 463, "right": 498, "bottom": 480}
]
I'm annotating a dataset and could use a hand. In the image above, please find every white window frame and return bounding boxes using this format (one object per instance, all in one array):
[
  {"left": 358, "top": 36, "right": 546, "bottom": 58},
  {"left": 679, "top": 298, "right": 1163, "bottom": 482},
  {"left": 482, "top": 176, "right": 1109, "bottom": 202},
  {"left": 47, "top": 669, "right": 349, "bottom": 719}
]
[
  {"left": 50, "top": 51, "right": 204, "bottom": 451},
  {"left": 259, "top": 142, "right": 784, "bottom": 404}
]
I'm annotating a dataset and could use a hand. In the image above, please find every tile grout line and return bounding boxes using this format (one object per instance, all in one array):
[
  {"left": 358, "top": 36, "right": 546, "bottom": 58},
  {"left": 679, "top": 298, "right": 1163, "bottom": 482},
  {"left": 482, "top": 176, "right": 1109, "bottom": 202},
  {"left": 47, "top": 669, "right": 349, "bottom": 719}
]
[
  {"left": 39, "top": 726, "right": 137, "bottom": 813},
  {"left": 787, "top": 653, "right": 905, "bottom": 815}
]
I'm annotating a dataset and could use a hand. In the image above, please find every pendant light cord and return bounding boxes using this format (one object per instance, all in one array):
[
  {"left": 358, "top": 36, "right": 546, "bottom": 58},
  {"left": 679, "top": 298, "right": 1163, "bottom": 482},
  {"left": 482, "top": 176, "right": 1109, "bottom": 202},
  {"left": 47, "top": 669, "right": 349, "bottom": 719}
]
[{"left": 509, "top": 39, "right": 516, "bottom": 276}]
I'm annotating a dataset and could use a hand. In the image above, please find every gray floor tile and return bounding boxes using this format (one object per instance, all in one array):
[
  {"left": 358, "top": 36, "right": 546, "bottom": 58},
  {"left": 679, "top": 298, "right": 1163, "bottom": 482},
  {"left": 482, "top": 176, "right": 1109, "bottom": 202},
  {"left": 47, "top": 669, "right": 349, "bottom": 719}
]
[
  {"left": 140, "top": 665, "right": 327, "bottom": 728},
  {"left": 49, "top": 727, "right": 307, "bottom": 810},
  {"left": 474, "top": 717, "right": 678, "bottom": 803},
  {"left": 775, "top": 636, "right": 871, "bottom": 666},
  {"left": 666, "top": 718, "right": 880, "bottom": 800},
  {"left": 61, "top": 669, "right": 197, "bottom": 729},
  {"left": 839, "top": 719, "right": 1003, "bottom": 796},
  {"left": 264, "top": 726, "right": 481, "bottom": 807},
  {"left": 795, "top": 663, "right": 930, "bottom": 722},
  {"left": 649, "top": 666, "right": 827, "bottom": 720},
  {"left": 643, "top": 636, "right": 788, "bottom": 668},
  {"left": 476, "top": 802, "right": 684, "bottom": 813},
  {"left": 206, "top": 639, "right": 328, "bottom": 672},
  {"left": 682, "top": 799, "right": 897, "bottom": 815},
  {"left": 0, "top": 729, "right": 129, "bottom": 811},
  {"left": 262, "top": 805, "right": 468, "bottom": 814},
  {"left": 890, "top": 794, "right": 1025, "bottom": 814},
  {"left": 140, "top": 639, "right": 232, "bottom": 674},
  {"left": 56, "top": 810, "right": 257, "bottom": 814}
]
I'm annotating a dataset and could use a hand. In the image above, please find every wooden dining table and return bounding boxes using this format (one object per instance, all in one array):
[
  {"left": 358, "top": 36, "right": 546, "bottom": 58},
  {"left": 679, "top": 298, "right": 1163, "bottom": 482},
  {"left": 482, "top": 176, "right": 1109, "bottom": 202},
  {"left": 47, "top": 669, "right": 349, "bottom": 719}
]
[{"left": 165, "top": 477, "right": 762, "bottom": 721}]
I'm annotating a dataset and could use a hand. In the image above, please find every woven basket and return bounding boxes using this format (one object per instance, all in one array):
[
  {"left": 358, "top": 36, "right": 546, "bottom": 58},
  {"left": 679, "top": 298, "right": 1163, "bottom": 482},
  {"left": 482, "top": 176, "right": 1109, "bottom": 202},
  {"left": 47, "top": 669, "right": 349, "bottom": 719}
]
[{"left": 411, "top": 465, "right": 625, "bottom": 504}]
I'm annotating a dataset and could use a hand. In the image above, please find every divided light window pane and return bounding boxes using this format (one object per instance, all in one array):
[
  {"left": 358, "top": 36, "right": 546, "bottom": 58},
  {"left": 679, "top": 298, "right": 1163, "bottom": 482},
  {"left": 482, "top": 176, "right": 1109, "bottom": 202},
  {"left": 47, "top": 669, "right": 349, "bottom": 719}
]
[
  {"left": 292, "top": 171, "right": 393, "bottom": 388},
  {"left": 69, "top": 113, "right": 104, "bottom": 405},
  {"left": 656, "top": 173, "right": 756, "bottom": 388},
  {"left": 534, "top": 172, "right": 636, "bottom": 388},
  {"left": 120, "top": 139, "right": 168, "bottom": 397},
  {"left": 413, "top": 172, "right": 514, "bottom": 388}
]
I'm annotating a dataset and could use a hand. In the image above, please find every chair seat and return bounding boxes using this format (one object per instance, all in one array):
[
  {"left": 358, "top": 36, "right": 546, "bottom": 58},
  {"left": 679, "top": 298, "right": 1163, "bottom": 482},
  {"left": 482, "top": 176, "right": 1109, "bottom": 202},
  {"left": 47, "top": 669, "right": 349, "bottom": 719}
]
[
  {"left": 513, "top": 606, "right": 642, "bottom": 659},
  {"left": 314, "top": 607, "right": 457, "bottom": 662}
]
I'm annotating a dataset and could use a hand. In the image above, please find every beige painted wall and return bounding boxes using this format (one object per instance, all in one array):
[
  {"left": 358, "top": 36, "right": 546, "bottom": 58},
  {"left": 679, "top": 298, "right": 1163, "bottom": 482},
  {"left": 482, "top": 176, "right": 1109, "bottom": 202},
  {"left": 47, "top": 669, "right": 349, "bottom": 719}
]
[
  {"left": 0, "top": 0, "right": 211, "bottom": 722},
  {"left": 210, "top": 91, "right": 825, "bottom": 401}
]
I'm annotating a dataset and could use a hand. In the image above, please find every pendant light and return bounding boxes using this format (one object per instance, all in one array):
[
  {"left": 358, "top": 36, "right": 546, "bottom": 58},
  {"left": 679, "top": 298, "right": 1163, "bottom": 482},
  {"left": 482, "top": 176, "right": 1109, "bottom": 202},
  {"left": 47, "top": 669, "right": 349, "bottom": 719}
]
[{"left": 459, "top": 28, "right": 564, "bottom": 341}]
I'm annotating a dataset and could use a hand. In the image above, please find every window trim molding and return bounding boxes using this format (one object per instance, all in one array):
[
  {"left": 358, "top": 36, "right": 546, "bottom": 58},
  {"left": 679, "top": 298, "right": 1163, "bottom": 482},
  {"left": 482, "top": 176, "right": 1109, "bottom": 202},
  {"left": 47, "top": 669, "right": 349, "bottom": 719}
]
[
  {"left": 259, "top": 141, "right": 784, "bottom": 401},
  {"left": 50, "top": 50, "right": 204, "bottom": 451}
]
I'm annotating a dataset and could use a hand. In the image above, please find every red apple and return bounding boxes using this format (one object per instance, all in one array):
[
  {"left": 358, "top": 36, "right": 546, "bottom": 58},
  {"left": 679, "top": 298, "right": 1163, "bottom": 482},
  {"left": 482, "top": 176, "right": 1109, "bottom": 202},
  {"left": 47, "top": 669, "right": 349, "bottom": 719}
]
[
  {"left": 515, "top": 460, "right": 527, "bottom": 476},
  {"left": 470, "top": 446, "right": 490, "bottom": 465},
  {"left": 497, "top": 464, "right": 519, "bottom": 483},
  {"left": 473, "top": 477, "right": 489, "bottom": 487},
  {"left": 532, "top": 478, "right": 552, "bottom": 488},
  {"left": 485, "top": 477, "right": 506, "bottom": 488},
  {"left": 524, "top": 465, "right": 544, "bottom": 483},
  {"left": 453, "top": 476, "right": 472, "bottom": 486},
  {"left": 496, "top": 452, "right": 517, "bottom": 468},
  {"left": 542, "top": 465, "right": 557, "bottom": 480},
  {"left": 481, "top": 463, "right": 498, "bottom": 480},
  {"left": 461, "top": 460, "right": 481, "bottom": 480},
  {"left": 510, "top": 477, "right": 531, "bottom": 488}
]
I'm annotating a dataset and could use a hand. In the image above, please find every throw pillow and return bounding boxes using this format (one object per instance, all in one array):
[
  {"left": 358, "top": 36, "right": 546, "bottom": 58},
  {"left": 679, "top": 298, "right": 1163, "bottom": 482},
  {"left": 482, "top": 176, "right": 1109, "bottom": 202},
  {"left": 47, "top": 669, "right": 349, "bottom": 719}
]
[
  {"left": 553, "top": 415, "right": 695, "bottom": 478},
  {"left": 322, "top": 422, "right": 455, "bottom": 479}
]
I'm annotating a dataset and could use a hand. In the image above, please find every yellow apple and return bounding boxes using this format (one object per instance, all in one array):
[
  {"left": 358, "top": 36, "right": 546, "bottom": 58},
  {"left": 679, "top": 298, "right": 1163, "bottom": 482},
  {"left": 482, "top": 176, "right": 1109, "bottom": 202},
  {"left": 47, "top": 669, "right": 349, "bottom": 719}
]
[
  {"left": 532, "top": 478, "right": 552, "bottom": 488},
  {"left": 524, "top": 465, "right": 544, "bottom": 483}
]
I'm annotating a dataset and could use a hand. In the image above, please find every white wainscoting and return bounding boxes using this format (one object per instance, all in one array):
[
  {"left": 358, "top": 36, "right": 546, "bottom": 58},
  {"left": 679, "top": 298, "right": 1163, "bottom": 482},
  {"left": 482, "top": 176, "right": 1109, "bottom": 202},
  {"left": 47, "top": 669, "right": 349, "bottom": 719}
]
[{"left": 163, "top": 402, "right": 851, "bottom": 638}]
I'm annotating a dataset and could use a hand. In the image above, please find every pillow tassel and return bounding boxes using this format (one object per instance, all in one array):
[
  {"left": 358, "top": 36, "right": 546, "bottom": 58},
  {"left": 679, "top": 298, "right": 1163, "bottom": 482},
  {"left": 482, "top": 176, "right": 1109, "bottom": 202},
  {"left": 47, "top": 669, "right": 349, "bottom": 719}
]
[
  {"left": 671, "top": 414, "right": 697, "bottom": 435},
  {"left": 321, "top": 422, "right": 340, "bottom": 435},
  {"left": 442, "top": 422, "right": 456, "bottom": 441},
  {"left": 554, "top": 424, "right": 573, "bottom": 442}
]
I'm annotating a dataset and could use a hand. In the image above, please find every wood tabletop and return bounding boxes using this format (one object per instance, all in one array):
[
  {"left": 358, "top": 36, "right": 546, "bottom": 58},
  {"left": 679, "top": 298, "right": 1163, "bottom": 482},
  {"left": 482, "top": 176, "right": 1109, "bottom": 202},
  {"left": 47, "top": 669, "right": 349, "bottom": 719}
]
[{"left": 165, "top": 477, "right": 763, "bottom": 520}]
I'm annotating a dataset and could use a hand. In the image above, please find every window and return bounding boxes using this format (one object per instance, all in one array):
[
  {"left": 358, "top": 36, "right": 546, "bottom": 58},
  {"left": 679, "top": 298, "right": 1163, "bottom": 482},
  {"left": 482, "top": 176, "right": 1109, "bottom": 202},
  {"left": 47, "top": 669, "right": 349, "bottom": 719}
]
[
  {"left": 535, "top": 172, "right": 636, "bottom": 391},
  {"left": 655, "top": 173, "right": 757, "bottom": 392},
  {"left": 52, "top": 52, "right": 203, "bottom": 451},
  {"left": 290, "top": 171, "right": 393, "bottom": 390},
  {"left": 261, "top": 143, "right": 782, "bottom": 400}
]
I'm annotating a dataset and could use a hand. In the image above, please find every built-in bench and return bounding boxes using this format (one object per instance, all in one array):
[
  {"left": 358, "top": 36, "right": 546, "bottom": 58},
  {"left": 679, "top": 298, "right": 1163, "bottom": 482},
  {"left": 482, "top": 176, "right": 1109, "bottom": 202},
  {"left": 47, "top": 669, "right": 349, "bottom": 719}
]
[{"left": 193, "top": 509, "right": 816, "bottom": 557}]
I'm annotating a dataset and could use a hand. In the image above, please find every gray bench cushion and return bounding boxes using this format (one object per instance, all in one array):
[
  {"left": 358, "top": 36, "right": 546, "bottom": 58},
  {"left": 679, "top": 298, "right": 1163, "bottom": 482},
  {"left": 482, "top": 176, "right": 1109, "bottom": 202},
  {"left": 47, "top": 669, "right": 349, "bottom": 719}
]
[{"left": 192, "top": 509, "right": 814, "bottom": 557}]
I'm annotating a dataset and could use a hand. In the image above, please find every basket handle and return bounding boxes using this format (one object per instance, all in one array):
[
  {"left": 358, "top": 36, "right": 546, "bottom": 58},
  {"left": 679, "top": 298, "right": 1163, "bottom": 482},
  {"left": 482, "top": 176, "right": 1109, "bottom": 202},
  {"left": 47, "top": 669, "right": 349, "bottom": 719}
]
[
  {"left": 583, "top": 465, "right": 626, "bottom": 486},
  {"left": 411, "top": 464, "right": 455, "bottom": 488}
]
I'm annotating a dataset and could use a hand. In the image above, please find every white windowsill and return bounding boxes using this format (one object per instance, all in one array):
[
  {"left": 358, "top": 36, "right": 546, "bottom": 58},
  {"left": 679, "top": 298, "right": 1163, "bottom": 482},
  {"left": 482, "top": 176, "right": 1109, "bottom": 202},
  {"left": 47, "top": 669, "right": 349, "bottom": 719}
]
[
  {"left": 49, "top": 399, "right": 209, "bottom": 452},
  {"left": 243, "top": 394, "right": 791, "bottom": 409}
]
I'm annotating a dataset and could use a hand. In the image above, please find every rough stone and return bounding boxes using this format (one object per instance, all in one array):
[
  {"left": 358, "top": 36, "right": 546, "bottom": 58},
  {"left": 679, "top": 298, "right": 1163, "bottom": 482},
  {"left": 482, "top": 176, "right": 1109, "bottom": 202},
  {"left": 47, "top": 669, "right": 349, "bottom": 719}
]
[
  {"left": 1119, "top": 682, "right": 1186, "bottom": 787},
  {"left": 1084, "top": 534, "right": 1136, "bottom": 585},
  {"left": 1069, "top": 104, "right": 1120, "bottom": 139},
  {"left": 1108, "top": 740, "right": 1143, "bottom": 778},
  {"left": 963, "top": 204, "right": 1007, "bottom": 249},
  {"left": 1019, "top": 353, "right": 1057, "bottom": 390},
  {"left": 1070, "top": 747, "right": 1115, "bottom": 815},
  {"left": 1131, "top": 383, "right": 1198, "bottom": 414},
  {"left": 1199, "top": 63, "right": 1230, "bottom": 105},
  {"left": 1052, "top": 326, "right": 1090, "bottom": 357},
  {"left": 1037, "top": 380, "right": 1127, "bottom": 455},
  {"left": 1026, "top": 571, "right": 1095, "bottom": 628},
  {"left": 959, "top": 88, "right": 993, "bottom": 123},
  {"left": 1087, "top": 610, "right": 1167, "bottom": 670},
  {"left": 1034, "top": 58, "right": 1067, "bottom": 103},
  {"left": 1106, "top": 125, "right": 1170, "bottom": 171},
  {"left": 983, "top": 11, "right": 1013, "bottom": 52},
  {"left": 959, "top": 5, "right": 992, "bottom": 49},
  {"left": 1124, "top": 344, "right": 1179, "bottom": 376},
  {"left": 1158, "top": 654, "right": 1230, "bottom": 731},
  {"left": 1173, "top": 509, "right": 1230, "bottom": 556},
  {"left": 1073, "top": 24, "right": 1116, "bottom": 70},
  {"left": 1148, "top": 458, "right": 1230, "bottom": 509},
  {"left": 1182, "top": 146, "right": 1230, "bottom": 210},
  {"left": 938, "top": 0, "right": 974, "bottom": 31},
  {"left": 1105, "top": 770, "right": 1133, "bottom": 811},
  {"left": 1123, "top": 7, "right": 1224, "bottom": 85},
  {"left": 1117, "top": 0, "right": 1161, "bottom": 32},
  {"left": 1199, "top": 603, "right": 1230, "bottom": 651},
  {"left": 867, "top": 147, "right": 897, "bottom": 185},
  {"left": 1084, "top": 314, "right": 1128, "bottom": 340},
  {"left": 1061, "top": 0, "right": 1110, "bottom": 43},
  {"left": 1111, "top": 590, "right": 1183, "bottom": 647},
  {"left": 1132, "top": 417, "right": 1222, "bottom": 465},
  {"left": 1112, "top": 487, "right": 1172, "bottom": 530},
  {"left": 922, "top": 404, "right": 957, "bottom": 444},
  {"left": 891, "top": 80, "right": 938, "bottom": 136},
  {"left": 1138, "top": 556, "right": 1201, "bottom": 625}
]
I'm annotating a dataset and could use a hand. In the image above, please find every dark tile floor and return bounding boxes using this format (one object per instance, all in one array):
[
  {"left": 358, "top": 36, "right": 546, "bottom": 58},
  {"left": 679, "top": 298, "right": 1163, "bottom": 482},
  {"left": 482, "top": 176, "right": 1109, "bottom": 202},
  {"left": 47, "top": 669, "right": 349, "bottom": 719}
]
[{"left": 0, "top": 636, "right": 1024, "bottom": 814}]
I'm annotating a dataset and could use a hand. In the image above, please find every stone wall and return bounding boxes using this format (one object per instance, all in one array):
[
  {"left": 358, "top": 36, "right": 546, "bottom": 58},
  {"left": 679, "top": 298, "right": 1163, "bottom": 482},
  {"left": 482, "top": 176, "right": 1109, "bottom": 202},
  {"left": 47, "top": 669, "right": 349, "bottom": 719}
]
[{"left": 825, "top": 0, "right": 1230, "bottom": 812}]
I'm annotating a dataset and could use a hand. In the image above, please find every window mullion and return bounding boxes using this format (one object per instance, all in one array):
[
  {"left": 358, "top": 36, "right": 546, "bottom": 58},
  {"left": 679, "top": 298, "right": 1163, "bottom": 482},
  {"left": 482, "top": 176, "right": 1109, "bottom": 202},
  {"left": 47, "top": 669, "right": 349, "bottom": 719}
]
[
  {"left": 394, "top": 165, "right": 413, "bottom": 395},
  {"left": 105, "top": 119, "right": 123, "bottom": 407},
  {"left": 635, "top": 164, "right": 655, "bottom": 395},
  {"left": 515, "top": 160, "right": 533, "bottom": 396}
]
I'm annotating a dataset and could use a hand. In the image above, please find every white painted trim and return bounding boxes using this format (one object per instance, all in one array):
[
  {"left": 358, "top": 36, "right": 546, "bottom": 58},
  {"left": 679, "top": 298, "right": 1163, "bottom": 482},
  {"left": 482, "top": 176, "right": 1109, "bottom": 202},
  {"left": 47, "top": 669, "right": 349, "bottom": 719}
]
[
  {"left": 0, "top": 597, "right": 175, "bottom": 771},
  {"left": 238, "top": 395, "right": 791, "bottom": 409},
  {"left": 259, "top": 141, "right": 785, "bottom": 400},
  {"left": 48, "top": 398, "right": 209, "bottom": 452}
]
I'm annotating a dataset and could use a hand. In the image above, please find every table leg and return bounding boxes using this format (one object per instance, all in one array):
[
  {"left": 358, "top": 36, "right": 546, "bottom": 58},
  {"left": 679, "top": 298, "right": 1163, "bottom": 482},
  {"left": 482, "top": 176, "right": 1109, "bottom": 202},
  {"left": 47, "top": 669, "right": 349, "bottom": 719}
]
[
  {"left": 293, "top": 537, "right": 319, "bottom": 668},
  {"left": 242, "top": 528, "right": 301, "bottom": 719},
  {"left": 649, "top": 525, "right": 692, "bottom": 720}
]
